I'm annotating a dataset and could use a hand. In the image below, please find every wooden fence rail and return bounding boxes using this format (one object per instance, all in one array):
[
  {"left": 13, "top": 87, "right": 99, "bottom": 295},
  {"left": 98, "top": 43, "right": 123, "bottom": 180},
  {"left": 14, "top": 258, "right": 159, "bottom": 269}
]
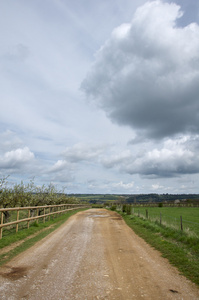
[{"left": 0, "top": 204, "right": 90, "bottom": 239}]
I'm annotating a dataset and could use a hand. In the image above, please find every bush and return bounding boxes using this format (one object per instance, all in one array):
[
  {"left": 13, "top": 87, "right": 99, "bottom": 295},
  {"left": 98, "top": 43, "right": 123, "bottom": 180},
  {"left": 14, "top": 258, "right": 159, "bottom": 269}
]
[
  {"left": 122, "top": 204, "right": 127, "bottom": 213},
  {"left": 110, "top": 205, "right": 116, "bottom": 211},
  {"left": 126, "top": 205, "right": 132, "bottom": 215}
]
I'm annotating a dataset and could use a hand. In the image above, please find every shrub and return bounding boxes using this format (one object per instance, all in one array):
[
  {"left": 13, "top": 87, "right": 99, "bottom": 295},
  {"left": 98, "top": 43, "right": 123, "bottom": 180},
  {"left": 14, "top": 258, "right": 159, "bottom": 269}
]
[
  {"left": 122, "top": 204, "right": 127, "bottom": 213},
  {"left": 110, "top": 205, "right": 116, "bottom": 211},
  {"left": 126, "top": 205, "right": 132, "bottom": 215}
]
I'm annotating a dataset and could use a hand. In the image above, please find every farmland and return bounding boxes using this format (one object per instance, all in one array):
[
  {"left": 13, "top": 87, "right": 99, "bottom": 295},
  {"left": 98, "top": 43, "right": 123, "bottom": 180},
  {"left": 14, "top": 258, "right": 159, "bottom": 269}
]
[{"left": 131, "top": 206, "right": 199, "bottom": 236}]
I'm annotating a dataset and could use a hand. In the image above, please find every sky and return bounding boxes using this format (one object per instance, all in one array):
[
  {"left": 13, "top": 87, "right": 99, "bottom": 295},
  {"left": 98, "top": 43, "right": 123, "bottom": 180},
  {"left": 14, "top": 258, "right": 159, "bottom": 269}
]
[{"left": 0, "top": 0, "right": 199, "bottom": 194}]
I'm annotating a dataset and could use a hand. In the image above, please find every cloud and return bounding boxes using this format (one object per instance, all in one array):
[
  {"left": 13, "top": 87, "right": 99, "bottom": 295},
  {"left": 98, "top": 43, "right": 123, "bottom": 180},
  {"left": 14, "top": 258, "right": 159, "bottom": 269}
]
[
  {"left": 82, "top": 0, "right": 199, "bottom": 140},
  {"left": 102, "top": 150, "right": 132, "bottom": 168},
  {"left": 87, "top": 179, "right": 135, "bottom": 192},
  {"left": 47, "top": 143, "right": 107, "bottom": 184},
  {"left": 102, "top": 136, "right": 199, "bottom": 177},
  {"left": 152, "top": 183, "right": 164, "bottom": 190},
  {"left": 170, "top": 0, "right": 199, "bottom": 27},
  {"left": 50, "top": 160, "right": 70, "bottom": 173},
  {"left": 0, "top": 147, "right": 34, "bottom": 170},
  {"left": 62, "top": 143, "right": 106, "bottom": 163},
  {"left": 35, "top": 159, "right": 74, "bottom": 186},
  {"left": 112, "top": 180, "right": 134, "bottom": 189}
]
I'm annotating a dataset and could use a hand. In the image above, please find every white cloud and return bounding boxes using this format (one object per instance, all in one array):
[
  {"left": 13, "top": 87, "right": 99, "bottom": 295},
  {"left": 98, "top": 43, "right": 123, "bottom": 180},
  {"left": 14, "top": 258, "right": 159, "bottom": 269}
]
[
  {"left": 50, "top": 160, "right": 70, "bottom": 173},
  {"left": 112, "top": 181, "right": 134, "bottom": 189},
  {"left": 102, "top": 136, "right": 199, "bottom": 177},
  {"left": 87, "top": 180, "right": 135, "bottom": 193},
  {"left": 152, "top": 183, "right": 164, "bottom": 190},
  {"left": 46, "top": 160, "right": 75, "bottom": 185},
  {"left": 82, "top": 1, "right": 199, "bottom": 140},
  {"left": 0, "top": 147, "right": 34, "bottom": 169}
]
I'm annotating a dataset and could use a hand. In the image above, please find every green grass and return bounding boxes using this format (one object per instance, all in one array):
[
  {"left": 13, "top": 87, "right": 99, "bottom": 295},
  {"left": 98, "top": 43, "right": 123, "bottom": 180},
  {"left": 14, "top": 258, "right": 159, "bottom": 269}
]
[
  {"left": 131, "top": 206, "right": 199, "bottom": 235},
  {"left": 120, "top": 212, "right": 199, "bottom": 286},
  {"left": 0, "top": 208, "right": 87, "bottom": 266}
]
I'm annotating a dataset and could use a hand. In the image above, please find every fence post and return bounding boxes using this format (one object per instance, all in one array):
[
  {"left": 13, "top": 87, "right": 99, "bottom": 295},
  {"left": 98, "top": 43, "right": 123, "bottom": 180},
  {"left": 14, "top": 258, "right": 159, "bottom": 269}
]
[
  {"left": 0, "top": 212, "right": 3, "bottom": 239},
  {"left": 49, "top": 207, "right": 51, "bottom": 221},
  {"left": 16, "top": 210, "right": 19, "bottom": 233},
  {"left": 27, "top": 209, "right": 30, "bottom": 229},
  {"left": 180, "top": 216, "right": 183, "bottom": 231},
  {"left": 146, "top": 209, "right": 148, "bottom": 219},
  {"left": 36, "top": 208, "right": 39, "bottom": 224},
  {"left": 43, "top": 208, "right": 46, "bottom": 223}
]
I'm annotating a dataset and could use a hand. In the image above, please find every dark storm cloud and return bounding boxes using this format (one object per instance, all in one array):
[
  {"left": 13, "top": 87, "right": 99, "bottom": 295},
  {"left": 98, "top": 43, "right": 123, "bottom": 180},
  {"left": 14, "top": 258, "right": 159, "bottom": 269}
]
[{"left": 82, "top": 1, "right": 199, "bottom": 140}]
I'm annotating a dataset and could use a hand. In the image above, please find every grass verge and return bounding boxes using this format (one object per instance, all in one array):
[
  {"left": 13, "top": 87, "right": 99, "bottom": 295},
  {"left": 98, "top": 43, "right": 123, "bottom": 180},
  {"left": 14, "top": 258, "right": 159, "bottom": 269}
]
[
  {"left": 120, "top": 212, "right": 199, "bottom": 287},
  {"left": 0, "top": 208, "right": 87, "bottom": 266}
]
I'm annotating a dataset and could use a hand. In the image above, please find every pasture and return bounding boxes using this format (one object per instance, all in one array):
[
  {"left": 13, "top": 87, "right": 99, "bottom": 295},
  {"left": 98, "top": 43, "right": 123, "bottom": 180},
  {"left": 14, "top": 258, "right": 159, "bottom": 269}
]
[{"left": 131, "top": 206, "right": 199, "bottom": 236}]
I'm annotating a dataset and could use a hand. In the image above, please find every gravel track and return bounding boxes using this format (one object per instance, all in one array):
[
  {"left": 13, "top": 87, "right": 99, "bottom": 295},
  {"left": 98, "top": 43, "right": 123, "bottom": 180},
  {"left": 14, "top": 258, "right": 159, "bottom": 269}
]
[{"left": 0, "top": 209, "right": 199, "bottom": 299}]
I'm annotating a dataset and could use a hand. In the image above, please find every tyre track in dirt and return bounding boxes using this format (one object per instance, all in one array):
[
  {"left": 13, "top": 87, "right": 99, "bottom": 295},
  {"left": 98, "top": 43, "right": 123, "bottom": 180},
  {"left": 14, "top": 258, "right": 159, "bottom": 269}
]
[{"left": 0, "top": 209, "right": 199, "bottom": 299}]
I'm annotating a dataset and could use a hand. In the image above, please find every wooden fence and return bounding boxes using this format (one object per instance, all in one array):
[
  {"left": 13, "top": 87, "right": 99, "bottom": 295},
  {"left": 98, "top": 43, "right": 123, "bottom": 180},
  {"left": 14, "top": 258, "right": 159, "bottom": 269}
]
[{"left": 0, "top": 204, "right": 90, "bottom": 239}]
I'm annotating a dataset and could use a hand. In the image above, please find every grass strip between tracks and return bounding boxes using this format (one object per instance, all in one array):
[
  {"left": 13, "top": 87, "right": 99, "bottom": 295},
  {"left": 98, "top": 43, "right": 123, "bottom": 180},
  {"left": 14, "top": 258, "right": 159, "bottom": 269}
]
[
  {"left": 0, "top": 208, "right": 87, "bottom": 266},
  {"left": 120, "top": 212, "right": 199, "bottom": 287}
]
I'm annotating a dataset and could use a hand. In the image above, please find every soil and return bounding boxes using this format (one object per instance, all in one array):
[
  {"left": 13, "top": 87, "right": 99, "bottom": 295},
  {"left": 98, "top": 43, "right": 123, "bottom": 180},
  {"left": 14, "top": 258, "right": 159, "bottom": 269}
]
[{"left": 0, "top": 209, "right": 199, "bottom": 299}]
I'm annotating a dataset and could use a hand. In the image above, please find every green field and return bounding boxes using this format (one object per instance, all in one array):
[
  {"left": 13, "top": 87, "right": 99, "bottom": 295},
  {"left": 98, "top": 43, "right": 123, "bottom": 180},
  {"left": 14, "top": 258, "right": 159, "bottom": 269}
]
[
  {"left": 131, "top": 206, "right": 199, "bottom": 236},
  {"left": 69, "top": 194, "right": 119, "bottom": 203}
]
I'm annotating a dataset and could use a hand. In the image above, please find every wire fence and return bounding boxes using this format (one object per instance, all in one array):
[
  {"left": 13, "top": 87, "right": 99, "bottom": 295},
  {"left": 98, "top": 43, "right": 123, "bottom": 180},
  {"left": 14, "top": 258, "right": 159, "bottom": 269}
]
[{"left": 119, "top": 205, "right": 199, "bottom": 237}]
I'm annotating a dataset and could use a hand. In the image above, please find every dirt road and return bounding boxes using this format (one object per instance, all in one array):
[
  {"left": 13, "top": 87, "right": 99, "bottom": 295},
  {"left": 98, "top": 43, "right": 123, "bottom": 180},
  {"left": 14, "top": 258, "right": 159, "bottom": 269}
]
[{"left": 0, "top": 209, "right": 199, "bottom": 299}]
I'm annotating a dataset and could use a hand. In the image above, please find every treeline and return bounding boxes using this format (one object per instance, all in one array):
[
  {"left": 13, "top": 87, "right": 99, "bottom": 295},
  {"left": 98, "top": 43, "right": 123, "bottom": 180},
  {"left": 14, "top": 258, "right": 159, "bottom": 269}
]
[
  {"left": 0, "top": 176, "right": 79, "bottom": 209},
  {"left": 69, "top": 194, "right": 119, "bottom": 201},
  {"left": 125, "top": 193, "right": 199, "bottom": 204},
  {"left": 73, "top": 193, "right": 199, "bottom": 205}
]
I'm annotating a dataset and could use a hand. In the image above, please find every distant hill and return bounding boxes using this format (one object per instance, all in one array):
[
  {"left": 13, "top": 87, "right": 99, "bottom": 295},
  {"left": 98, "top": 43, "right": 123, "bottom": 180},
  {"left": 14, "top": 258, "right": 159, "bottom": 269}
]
[{"left": 68, "top": 193, "right": 199, "bottom": 204}]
